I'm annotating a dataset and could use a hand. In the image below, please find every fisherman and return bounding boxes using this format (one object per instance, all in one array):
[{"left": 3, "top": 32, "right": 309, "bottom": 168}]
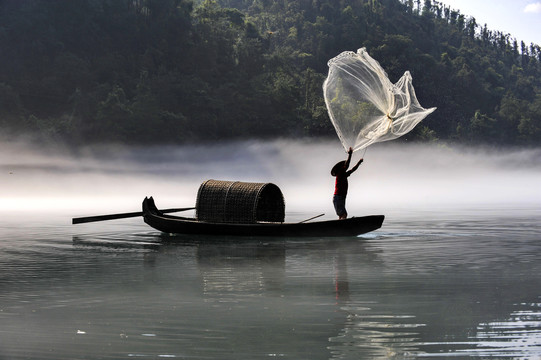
[{"left": 331, "top": 147, "right": 363, "bottom": 219}]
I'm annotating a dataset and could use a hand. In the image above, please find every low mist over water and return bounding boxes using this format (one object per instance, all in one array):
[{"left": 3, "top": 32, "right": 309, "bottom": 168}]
[{"left": 2, "top": 139, "right": 541, "bottom": 216}]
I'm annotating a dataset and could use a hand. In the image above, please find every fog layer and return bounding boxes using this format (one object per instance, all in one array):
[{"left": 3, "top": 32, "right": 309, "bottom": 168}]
[{"left": 2, "top": 140, "right": 541, "bottom": 216}]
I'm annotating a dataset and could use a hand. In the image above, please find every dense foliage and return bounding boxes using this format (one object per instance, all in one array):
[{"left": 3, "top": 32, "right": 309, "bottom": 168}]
[{"left": 1, "top": 0, "right": 540, "bottom": 145}]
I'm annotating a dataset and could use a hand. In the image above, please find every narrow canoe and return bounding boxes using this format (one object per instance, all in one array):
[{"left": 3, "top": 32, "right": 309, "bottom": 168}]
[{"left": 143, "top": 197, "right": 384, "bottom": 237}]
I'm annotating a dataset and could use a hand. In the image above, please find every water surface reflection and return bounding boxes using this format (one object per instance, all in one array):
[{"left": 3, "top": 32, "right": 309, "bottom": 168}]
[{"left": 1, "top": 207, "right": 541, "bottom": 359}]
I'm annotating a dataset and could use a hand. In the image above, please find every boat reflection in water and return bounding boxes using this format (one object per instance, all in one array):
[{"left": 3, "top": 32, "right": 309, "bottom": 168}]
[
  {"left": 165, "top": 236, "right": 433, "bottom": 359},
  {"left": 195, "top": 240, "right": 287, "bottom": 298}
]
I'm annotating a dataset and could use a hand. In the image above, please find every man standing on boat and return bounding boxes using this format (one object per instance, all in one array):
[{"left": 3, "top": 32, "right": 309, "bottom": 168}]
[{"left": 331, "top": 147, "right": 363, "bottom": 219}]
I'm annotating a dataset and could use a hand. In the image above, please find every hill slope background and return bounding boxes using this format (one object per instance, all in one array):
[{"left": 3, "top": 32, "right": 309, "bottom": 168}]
[{"left": 0, "top": 0, "right": 540, "bottom": 146}]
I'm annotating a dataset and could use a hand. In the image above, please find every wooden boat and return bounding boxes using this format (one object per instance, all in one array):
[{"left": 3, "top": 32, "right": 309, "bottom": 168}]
[
  {"left": 73, "top": 180, "right": 385, "bottom": 237},
  {"left": 143, "top": 197, "right": 384, "bottom": 237}
]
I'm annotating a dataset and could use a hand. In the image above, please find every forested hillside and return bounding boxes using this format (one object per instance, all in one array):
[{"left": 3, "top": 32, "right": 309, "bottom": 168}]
[{"left": 1, "top": 0, "right": 540, "bottom": 146}]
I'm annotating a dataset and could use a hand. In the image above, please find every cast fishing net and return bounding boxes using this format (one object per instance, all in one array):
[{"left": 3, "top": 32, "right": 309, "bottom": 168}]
[{"left": 323, "top": 48, "right": 436, "bottom": 152}]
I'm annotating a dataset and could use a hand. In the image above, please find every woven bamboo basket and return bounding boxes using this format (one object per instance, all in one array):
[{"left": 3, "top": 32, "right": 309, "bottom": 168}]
[{"left": 196, "top": 180, "right": 285, "bottom": 224}]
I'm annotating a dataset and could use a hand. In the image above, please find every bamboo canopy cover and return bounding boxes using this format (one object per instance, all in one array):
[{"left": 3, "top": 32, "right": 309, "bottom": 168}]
[{"left": 196, "top": 180, "right": 285, "bottom": 224}]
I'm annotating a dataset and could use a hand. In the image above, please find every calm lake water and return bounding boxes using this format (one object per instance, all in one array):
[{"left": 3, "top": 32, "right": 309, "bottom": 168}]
[
  {"left": 0, "top": 141, "right": 541, "bottom": 360},
  {"left": 1, "top": 206, "right": 540, "bottom": 359}
]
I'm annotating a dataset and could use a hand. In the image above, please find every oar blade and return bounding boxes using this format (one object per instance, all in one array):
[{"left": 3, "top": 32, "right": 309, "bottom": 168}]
[
  {"left": 72, "top": 211, "right": 142, "bottom": 224},
  {"left": 72, "top": 207, "right": 195, "bottom": 224}
]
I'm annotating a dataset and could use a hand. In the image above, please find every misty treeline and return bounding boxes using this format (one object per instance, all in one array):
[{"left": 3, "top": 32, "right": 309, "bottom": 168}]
[{"left": 0, "top": 0, "right": 540, "bottom": 146}]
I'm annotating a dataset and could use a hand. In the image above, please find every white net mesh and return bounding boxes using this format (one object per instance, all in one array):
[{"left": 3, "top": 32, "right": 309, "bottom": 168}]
[{"left": 323, "top": 48, "right": 436, "bottom": 152}]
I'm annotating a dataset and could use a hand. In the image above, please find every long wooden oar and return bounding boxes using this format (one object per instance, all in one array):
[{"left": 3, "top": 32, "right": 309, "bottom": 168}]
[
  {"left": 298, "top": 213, "right": 324, "bottom": 223},
  {"left": 72, "top": 207, "right": 195, "bottom": 224}
]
